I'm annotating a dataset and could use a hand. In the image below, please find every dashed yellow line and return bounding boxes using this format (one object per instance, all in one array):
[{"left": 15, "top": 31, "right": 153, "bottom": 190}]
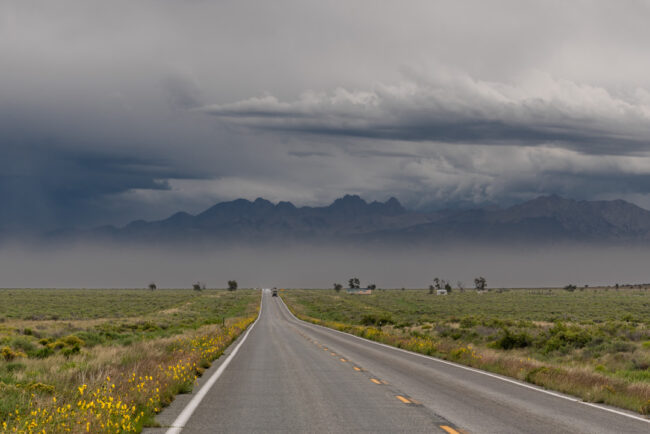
[
  {"left": 440, "top": 426, "right": 461, "bottom": 434},
  {"left": 395, "top": 395, "right": 411, "bottom": 404},
  {"left": 330, "top": 352, "right": 337, "bottom": 356},
  {"left": 340, "top": 358, "right": 346, "bottom": 362},
  {"left": 353, "top": 366, "right": 361, "bottom": 371},
  {"left": 370, "top": 378, "right": 382, "bottom": 384}
]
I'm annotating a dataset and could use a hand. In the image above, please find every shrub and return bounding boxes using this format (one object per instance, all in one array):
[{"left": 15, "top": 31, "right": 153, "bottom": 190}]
[
  {"left": 50, "top": 340, "right": 66, "bottom": 349},
  {"left": 62, "top": 335, "right": 85, "bottom": 347},
  {"left": 61, "top": 344, "right": 81, "bottom": 358},
  {"left": 542, "top": 322, "right": 592, "bottom": 353},
  {"left": 34, "top": 347, "right": 54, "bottom": 359},
  {"left": 1, "top": 346, "right": 26, "bottom": 361},
  {"left": 492, "top": 328, "right": 532, "bottom": 350},
  {"left": 5, "top": 362, "right": 25, "bottom": 372},
  {"left": 621, "top": 313, "right": 635, "bottom": 323},
  {"left": 607, "top": 340, "right": 635, "bottom": 353},
  {"left": 26, "top": 382, "right": 55, "bottom": 395},
  {"left": 460, "top": 316, "right": 478, "bottom": 328},
  {"left": 594, "top": 364, "right": 607, "bottom": 373},
  {"left": 9, "top": 336, "right": 37, "bottom": 354},
  {"left": 360, "top": 313, "right": 394, "bottom": 326}
]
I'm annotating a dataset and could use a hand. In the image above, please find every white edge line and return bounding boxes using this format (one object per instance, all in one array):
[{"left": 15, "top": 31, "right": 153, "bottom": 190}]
[
  {"left": 278, "top": 295, "right": 649, "bottom": 424},
  {"left": 165, "top": 291, "right": 264, "bottom": 434}
]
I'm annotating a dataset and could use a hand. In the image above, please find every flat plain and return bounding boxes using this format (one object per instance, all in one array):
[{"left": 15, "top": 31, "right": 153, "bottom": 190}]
[
  {"left": 0, "top": 288, "right": 259, "bottom": 433},
  {"left": 282, "top": 287, "right": 650, "bottom": 415}
]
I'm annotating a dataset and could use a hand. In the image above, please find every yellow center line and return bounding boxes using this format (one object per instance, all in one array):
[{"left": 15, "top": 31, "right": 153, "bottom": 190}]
[
  {"left": 330, "top": 352, "right": 336, "bottom": 356},
  {"left": 440, "top": 426, "right": 461, "bottom": 434},
  {"left": 323, "top": 348, "right": 328, "bottom": 351},
  {"left": 370, "top": 378, "right": 382, "bottom": 384},
  {"left": 395, "top": 395, "right": 411, "bottom": 404},
  {"left": 340, "top": 358, "right": 346, "bottom": 362},
  {"left": 353, "top": 367, "right": 361, "bottom": 371}
]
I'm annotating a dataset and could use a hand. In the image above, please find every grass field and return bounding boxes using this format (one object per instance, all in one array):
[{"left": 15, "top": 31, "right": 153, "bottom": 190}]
[
  {"left": 282, "top": 288, "right": 650, "bottom": 414},
  {"left": 0, "top": 288, "right": 260, "bottom": 433}
]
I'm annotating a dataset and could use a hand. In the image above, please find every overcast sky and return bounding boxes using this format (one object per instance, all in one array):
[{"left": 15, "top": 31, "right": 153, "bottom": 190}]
[{"left": 3, "top": 0, "right": 650, "bottom": 233}]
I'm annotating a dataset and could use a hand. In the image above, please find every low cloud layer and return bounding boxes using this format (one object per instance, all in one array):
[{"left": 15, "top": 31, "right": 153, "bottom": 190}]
[{"left": 201, "top": 74, "right": 650, "bottom": 154}]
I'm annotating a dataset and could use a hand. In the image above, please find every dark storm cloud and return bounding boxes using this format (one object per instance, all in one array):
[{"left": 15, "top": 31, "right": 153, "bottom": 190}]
[
  {"left": 3, "top": 0, "right": 650, "bottom": 235},
  {"left": 0, "top": 144, "right": 189, "bottom": 233},
  {"left": 199, "top": 76, "right": 650, "bottom": 155}
]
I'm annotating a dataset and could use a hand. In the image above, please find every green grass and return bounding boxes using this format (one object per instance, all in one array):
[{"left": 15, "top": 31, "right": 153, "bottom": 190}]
[
  {"left": 0, "top": 289, "right": 258, "bottom": 358},
  {"left": 283, "top": 287, "right": 650, "bottom": 325},
  {"left": 0, "top": 288, "right": 260, "bottom": 432},
  {"left": 0, "top": 288, "right": 206, "bottom": 320},
  {"left": 282, "top": 288, "right": 650, "bottom": 414}
]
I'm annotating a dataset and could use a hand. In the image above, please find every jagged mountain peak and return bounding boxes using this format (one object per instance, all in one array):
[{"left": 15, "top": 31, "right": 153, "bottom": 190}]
[
  {"left": 94, "top": 195, "right": 650, "bottom": 245},
  {"left": 329, "top": 194, "right": 367, "bottom": 207}
]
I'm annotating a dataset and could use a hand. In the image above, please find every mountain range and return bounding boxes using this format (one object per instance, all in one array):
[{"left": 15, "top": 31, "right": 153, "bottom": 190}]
[{"left": 87, "top": 194, "right": 650, "bottom": 245}]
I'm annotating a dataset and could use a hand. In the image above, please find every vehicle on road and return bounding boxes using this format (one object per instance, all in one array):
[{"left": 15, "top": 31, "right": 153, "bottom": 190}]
[{"left": 272, "top": 288, "right": 278, "bottom": 297}]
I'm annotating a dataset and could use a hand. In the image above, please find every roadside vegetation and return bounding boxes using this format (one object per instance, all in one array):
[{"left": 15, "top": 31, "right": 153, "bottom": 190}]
[
  {"left": 0, "top": 288, "right": 259, "bottom": 433},
  {"left": 282, "top": 288, "right": 650, "bottom": 415}
]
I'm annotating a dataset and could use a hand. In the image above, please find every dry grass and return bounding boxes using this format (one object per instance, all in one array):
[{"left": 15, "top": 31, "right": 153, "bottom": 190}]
[{"left": 282, "top": 289, "right": 650, "bottom": 415}]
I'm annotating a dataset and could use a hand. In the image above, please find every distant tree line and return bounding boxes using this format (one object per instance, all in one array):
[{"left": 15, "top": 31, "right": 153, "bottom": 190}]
[
  {"left": 145, "top": 280, "right": 240, "bottom": 291},
  {"left": 330, "top": 276, "right": 487, "bottom": 293}
]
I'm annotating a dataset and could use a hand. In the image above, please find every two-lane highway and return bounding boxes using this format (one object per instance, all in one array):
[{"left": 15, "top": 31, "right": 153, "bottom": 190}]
[
  {"left": 165, "top": 291, "right": 649, "bottom": 433},
  {"left": 175, "top": 290, "right": 455, "bottom": 433}
]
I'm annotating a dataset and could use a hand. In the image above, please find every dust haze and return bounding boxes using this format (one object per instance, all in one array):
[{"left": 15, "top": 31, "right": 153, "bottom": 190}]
[{"left": 0, "top": 242, "right": 647, "bottom": 289}]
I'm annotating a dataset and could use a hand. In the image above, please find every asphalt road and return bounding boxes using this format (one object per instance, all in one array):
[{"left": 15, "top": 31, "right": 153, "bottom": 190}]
[{"left": 163, "top": 291, "right": 649, "bottom": 433}]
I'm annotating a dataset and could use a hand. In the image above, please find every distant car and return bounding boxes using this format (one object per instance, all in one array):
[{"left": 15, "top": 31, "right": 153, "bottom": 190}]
[{"left": 272, "top": 289, "right": 278, "bottom": 297}]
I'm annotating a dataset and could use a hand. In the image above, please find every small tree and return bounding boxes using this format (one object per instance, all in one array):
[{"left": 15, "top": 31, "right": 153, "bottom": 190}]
[
  {"left": 474, "top": 276, "right": 487, "bottom": 291},
  {"left": 456, "top": 281, "right": 465, "bottom": 292},
  {"left": 367, "top": 284, "right": 377, "bottom": 290},
  {"left": 564, "top": 284, "right": 577, "bottom": 292},
  {"left": 444, "top": 282, "right": 452, "bottom": 293},
  {"left": 148, "top": 282, "right": 157, "bottom": 291},
  {"left": 192, "top": 282, "right": 203, "bottom": 291},
  {"left": 433, "top": 278, "right": 449, "bottom": 292},
  {"left": 428, "top": 284, "right": 435, "bottom": 294},
  {"left": 228, "top": 280, "right": 238, "bottom": 291},
  {"left": 348, "top": 277, "right": 360, "bottom": 289},
  {"left": 333, "top": 283, "right": 343, "bottom": 293}
]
